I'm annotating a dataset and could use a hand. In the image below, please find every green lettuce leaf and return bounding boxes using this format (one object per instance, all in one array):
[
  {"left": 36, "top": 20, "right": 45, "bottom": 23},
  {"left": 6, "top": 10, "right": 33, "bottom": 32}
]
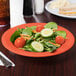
[
  {"left": 22, "top": 27, "right": 32, "bottom": 36},
  {"left": 56, "top": 31, "right": 66, "bottom": 38},
  {"left": 30, "top": 26, "right": 37, "bottom": 30},
  {"left": 22, "top": 26, "right": 37, "bottom": 36},
  {"left": 44, "top": 22, "right": 58, "bottom": 29},
  {"left": 10, "top": 30, "right": 21, "bottom": 43},
  {"left": 44, "top": 42, "right": 57, "bottom": 52}
]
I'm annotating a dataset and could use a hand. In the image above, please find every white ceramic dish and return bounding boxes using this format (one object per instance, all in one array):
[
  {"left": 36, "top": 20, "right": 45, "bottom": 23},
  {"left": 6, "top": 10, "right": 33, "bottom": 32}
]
[{"left": 45, "top": 0, "right": 76, "bottom": 19}]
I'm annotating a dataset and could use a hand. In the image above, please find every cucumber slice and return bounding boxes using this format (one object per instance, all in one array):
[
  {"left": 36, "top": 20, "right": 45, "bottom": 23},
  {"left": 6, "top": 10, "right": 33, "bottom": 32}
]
[
  {"left": 31, "top": 41, "right": 44, "bottom": 52},
  {"left": 41, "top": 29, "right": 53, "bottom": 37}
]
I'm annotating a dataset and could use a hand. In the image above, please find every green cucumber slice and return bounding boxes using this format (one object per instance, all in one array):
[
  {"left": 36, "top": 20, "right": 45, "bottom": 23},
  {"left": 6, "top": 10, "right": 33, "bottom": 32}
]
[
  {"left": 31, "top": 41, "right": 44, "bottom": 52},
  {"left": 41, "top": 29, "right": 53, "bottom": 37}
]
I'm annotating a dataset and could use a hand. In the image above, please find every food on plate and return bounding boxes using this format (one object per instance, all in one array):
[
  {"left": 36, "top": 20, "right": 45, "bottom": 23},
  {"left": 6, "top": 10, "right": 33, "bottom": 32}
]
[
  {"left": 49, "top": 0, "right": 70, "bottom": 9},
  {"left": 31, "top": 41, "right": 44, "bottom": 52},
  {"left": 41, "top": 28, "right": 53, "bottom": 37},
  {"left": 59, "top": 4, "right": 76, "bottom": 16},
  {"left": 59, "top": 11, "right": 76, "bottom": 16},
  {"left": 55, "top": 36, "right": 65, "bottom": 45},
  {"left": 14, "top": 37, "right": 26, "bottom": 48},
  {"left": 36, "top": 25, "right": 44, "bottom": 32},
  {"left": 48, "top": 0, "right": 76, "bottom": 16},
  {"left": 59, "top": 4, "right": 76, "bottom": 11},
  {"left": 10, "top": 22, "right": 67, "bottom": 52}
]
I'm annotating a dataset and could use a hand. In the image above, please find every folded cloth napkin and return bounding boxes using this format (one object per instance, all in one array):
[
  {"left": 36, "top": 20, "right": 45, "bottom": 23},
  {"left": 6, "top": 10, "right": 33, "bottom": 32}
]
[
  {"left": 10, "top": 0, "right": 26, "bottom": 28},
  {"left": 0, "top": 52, "right": 15, "bottom": 67}
]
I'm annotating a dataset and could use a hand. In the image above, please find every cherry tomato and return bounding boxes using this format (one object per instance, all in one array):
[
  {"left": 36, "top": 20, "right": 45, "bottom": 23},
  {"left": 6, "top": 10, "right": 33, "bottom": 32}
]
[
  {"left": 14, "top": 37, "right": 26, "bottom": 48},
  {"left": 55, "top": 36, "right": 65, "bottom": 45},
  {"left": 36, "top": 25, "right": 44, "bottom": 32}
]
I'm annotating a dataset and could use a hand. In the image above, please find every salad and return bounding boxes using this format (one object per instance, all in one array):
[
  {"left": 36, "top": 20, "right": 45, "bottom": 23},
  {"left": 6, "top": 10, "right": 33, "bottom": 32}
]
[{"left": 10, "top": 22, "right": 66, "bottom": 52}]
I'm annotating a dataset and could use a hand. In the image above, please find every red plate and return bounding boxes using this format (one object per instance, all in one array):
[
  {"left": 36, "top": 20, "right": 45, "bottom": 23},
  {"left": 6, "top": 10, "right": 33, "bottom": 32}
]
[{"left": 1, "top": 23, "right": 75, "bottom": 57}]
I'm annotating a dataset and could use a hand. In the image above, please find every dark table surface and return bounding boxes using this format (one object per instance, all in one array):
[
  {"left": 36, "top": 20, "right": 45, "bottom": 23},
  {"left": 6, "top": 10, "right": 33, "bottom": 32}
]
[{"left": 0, "top": 0, "right": 76, "bottom": 76}]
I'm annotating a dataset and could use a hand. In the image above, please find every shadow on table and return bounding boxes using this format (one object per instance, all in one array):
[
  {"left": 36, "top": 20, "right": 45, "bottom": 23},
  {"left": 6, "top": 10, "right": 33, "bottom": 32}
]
[{"left": 14, "top": 44, "right": 76, "bottom": 65}]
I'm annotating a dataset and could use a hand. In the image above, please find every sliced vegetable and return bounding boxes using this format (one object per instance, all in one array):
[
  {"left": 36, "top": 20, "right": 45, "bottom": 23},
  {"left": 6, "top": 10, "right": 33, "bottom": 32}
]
[
  {"left": 26, "top": 36, "right": 34, "bottom": 44},
  {"left": 32, "top": 30, "right": 37, "bottom": 33},
  {"left": 14, "top": 37, "right": 26, "bottom": 48},
  {"left": 50, "top": 40, "right": 56, "bottom": 43},
  {"left": 20, "top": 34, "right": 30, "bottom": 37},
  {"left": 23, "top": 44, "right": 33, "bottom": 52},
  {"left": 44, "top": 37, "right": 53, "bottom": 41},
  {"left": 31, "top": 41, "right": 44, "bottom": 52},
  {"left": 49, "top": 41, "right": 60, "bottom": 47},
  {"left": 44, "top": 42, "right": 57, "bottom": 52},
  {"left": 44, "top": 22, "right": 58, "bottom": 29},
  {"left": 55, "top": 36, "right": 65, "bottom": 45},
  {"left": 34, "top": 33, "right": 41, "bottom": 39},
  {"left": 36, "top": 37, "right": 43, "bottom": 42},
  {"left": 41, "top": 28, "right": 53, "bottom": 37},
  {"left": 36, "top": 25, "right": 44, "bottom": 32},
  {"left": 56, "top": 31, "right": 66, "bottom": 38},
  {"left": 44, "top": 46, "right": 53, "bottom": 52}
]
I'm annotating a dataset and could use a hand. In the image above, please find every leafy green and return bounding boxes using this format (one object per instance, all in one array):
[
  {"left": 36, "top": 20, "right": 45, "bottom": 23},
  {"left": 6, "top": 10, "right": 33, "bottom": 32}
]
[
  {"left": 22, "top": 27, "right": 32, "bottom": 36},
  {"left": 44, "top": 46, "right": 52, "bottom": 52},
  {"left": 34, "top": 33, "right": 41, "bottom": 39},
  {"left": 43, "top": 32, "right": 57, "bottom": 43},
  {"left": 44, "top": 42, "right": 57, "bottom": 52},
  {"left": 30, "top": 26, "right": 37, "bottom": 30},
  {"left": 56, "top": 31, "right": 66, "bottom": 38},
  {"left": 26, "top": 36, "right": 34, "bottom": 44},
  {"left": 44, "top": 47, "right": 54, "bottom": 52},
  {"left": 50, "top": 40, "right": 56, "bottom": 43},
  {"left": 17, "top": 28, "right": 24, "bottom": 33},
  {"left": 44, "top": 42, "right": 56, "bottom": 48},
  {"left": 22, "top": 26, "right": 37, "bottom": 36},
  {"left": 44, "top": 22, "right": 58, "bottom": 29},
  {"left": 10, "top": 30, "right": 21, "bottom": 43},
  {"left": 36, "top": 37, "right": 42, "bottom": 41},
  {"left": 23, "top": 44, "right": 33, "bottom": 52},
  {"left": 43, "top": 37, "right": 52, "bottom": 41}
]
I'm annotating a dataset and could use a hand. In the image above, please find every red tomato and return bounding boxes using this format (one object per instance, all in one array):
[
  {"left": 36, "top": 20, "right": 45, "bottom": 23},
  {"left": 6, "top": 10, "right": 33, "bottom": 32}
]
[
  {"left": 55, "top": 36, "right": 65, "bottom": 45},
  {"left": 14, "top": 37, "right": 26, "bottom": 48},
  {"left": 36, "top": 25, "right": 44, "bottom": 32}
]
